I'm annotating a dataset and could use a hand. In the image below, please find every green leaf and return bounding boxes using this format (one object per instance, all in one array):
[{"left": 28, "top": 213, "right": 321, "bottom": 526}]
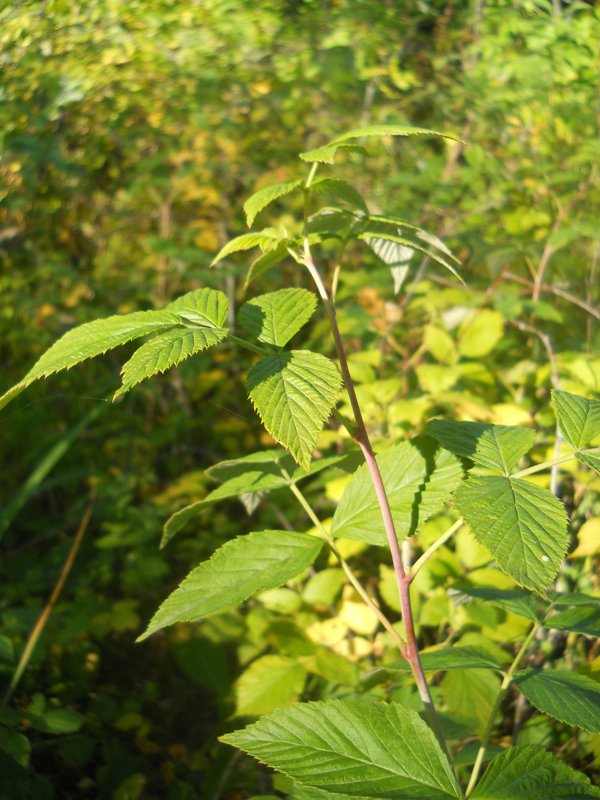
[
  {"left": 384, "top": 646, "right": 504, "bottom": 673},
  {"left": 299, "top": 126, "right": 456, "bottom": 165},
  {"left": 210, "top": 229, "right": 281, "bottom": 266},
  {"left": 552, "top": 390, "right": 600, "bottom": 473},
  {"left": 454, "top": 476, "right": 569, "bottom": 592},
  {"left": 221, "top": 699, "right": 462, "bottom": 799},
  {"left": 244, "top": 180, "right": 303, "bottom": 227},
  {"left": 442, "top": 669, "right": 502, "bottom": 737},
  {"left": 0, "top": 309, "right": 181, "bottom": 410},
  {"left": 329, "top": 125, "right": 459, "bottom": 146},
  {"left": 546, "top": 606, "right": 600, "bottom": 638},
  {"left": 239, "top": 288, "right": 317, "bottom": 347},
  {"left": 331, "top": 438, "right": 463, "bottom": 546},
  {"left": 116, "top": 294, "right": 229, "bottom": 396},
  {"left": 448, "top": 586, "right": 540, "bottom": 621},
  {"left": 513, "top": 669, "right": 600, "bottom": 732},
  {"left": 472, "top": 745, "right": 600, "bottom": 799},
  {"left": 166, "top": 287, "right": 229, "bottom": 327},
  {"left": 245, "top": 245, "right": 290, "bottom": 288},
  {"left": 162, "top": 450, "right": 360, "bottom": 547},
  {"left": 139, "top": 530, "right": 323, "bottom": 639},
  {"left": 457, "top": 310, "right": 504, "bottom": 359},
  {"left": 247, "top": 350, "right": 342, "bottom": 470},
  {"left": 311, "top": 178, "right": 368, "bottom": 214},
  {"left": 235, "top": 655, "right": 307, "bottom": 716},
  {"left": 427, "top": 420, "right": 535, "bottom": 475},
  {"left": 357, "top": 230, "right": 462, "bottom": 282},
  {"left": 117, "top": 328, "right": 227, "bottom": 397}
]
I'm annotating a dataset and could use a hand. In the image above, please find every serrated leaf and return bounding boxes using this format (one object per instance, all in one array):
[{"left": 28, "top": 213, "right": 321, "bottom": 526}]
[
  {"left": 299, "top": 126, "right": 456, "bottom": 165},
  {"left": 552, "top": 390, "right": 600, "bottom": 473},
  {"left": 311, "top": 178, "right": 368, "bottom": 214},
  {"left": 513, "top": 669, "right": 600, "bottom": 732},
  {"left": 166, "top": 286, "right": 229, "bottom": 327},
  {"left": 427, "top": 420, "right": 535, "bottom": 475},
  {"left": 448, "top": 586, "right": 541, "bottom": 621},
  {"left": 331, "top": 438, "right": 463, "bottom": 546},
  {"left": 210, "top": 229, "right": 281, "bottom": 266},
  {"left": 116, "top": 324, "right": 228, "bottom": 396},
  {"left": 384, "top": 646, "right": 504, "bottom": 673},
  {"left": 163, "top": 450, "right": 360, "bottom": 547},
  {"left": 139, "top": 530, "right": 323, "bottom": 639},
  {"left": 454, "top": 476, "right": 569, "bottom": 592},
  {"left": 329, "top": 125, "right": 459, "bottom": 146},
  {"left": 235, "top": 655, "right": 307, "bottom": 717},
  {"left": 244, "top": 180, "right": 303, "bottom": 227},
  {"left": 247, "top": 350, "right": 342, "bottom": 470},
  {"left": 239, "top": 289, "right": 317, "bottom": 347},
  {"left": 546, "top": 606, "right": 600, "bottom": 638},
  {"left": 245, "top": 245, "right": 290, "bottom": 288},
  {"left": 221, "top": 699, "right": 462, "bottom": 799},
  {"left": 472, "top": 745, "right": 600, "bottom": 799},
  {"left": 0, "top": 309, "right": 183, "bottom": 410}
]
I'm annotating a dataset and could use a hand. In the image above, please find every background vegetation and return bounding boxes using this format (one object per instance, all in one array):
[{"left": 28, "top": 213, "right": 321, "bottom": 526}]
[{"left": 1, "top": 1, "right": 599, "bottom": 797}]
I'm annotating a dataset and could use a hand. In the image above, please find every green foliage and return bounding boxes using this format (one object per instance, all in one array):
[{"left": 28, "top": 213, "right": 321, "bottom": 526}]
[
  {"left": 471, "top": 746, "right": 600, "bottom": 799},
  {"left": 140, "top": 531, "right": 323, "bottom": 639},
  {"left": 239, "top": 289, "right": 317, "bottom": 347},
  {"left": 553, "top": 390, "right": 600, "bottom": 473},
  {"left": 331, "top": 439, "right": 462, "bottom": 545},
  {"left": 454, "top": 476, "right": 569, "bottom": 591},
  {"left": 512, "top": 670, "right": 600, "bottom": 733},
  {"left": 221, "top": 700, "right": 462, "bottom": 799},
  {"left": 247, "top": 351, "right": 342, "bottom": 470}
]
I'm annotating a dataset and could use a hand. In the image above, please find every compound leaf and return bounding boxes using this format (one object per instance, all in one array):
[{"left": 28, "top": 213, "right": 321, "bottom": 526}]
[
  {"left": 331, "top": 438, "right": 463, "bottom": 546},
  {"left": 472, "top": 745, "right": 600, "bottom": 799},
  {"left": 247, "top": 350, "right": 342, "bottom": 470},
  {"left": 244, "top": 180, "right": 303, "bottom": 227},
  {"left": 140, "top": 530, "right": 323, "bottom": 640},
  {"left": 454, "top": 476, "right": 569, "bottom": 592},
  {"left": 513, "top": 669, "right": 600, "bottom": 732},
  {"left": 221, "top": 699, "right": 462, "bottom": 799},
  {"left": 239, "top": 289, "right": 317, "bottom": 347},
  {"left": 0, "top": 309, "right": 182, "bottom": 410},
  {"left": 311, "top": 178, "right": 368, "bottom": 214}
]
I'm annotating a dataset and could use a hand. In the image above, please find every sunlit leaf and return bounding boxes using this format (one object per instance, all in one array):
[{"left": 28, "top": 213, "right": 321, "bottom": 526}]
[{"left": 239, "top": 288, "right": 317, "bottom": 347}]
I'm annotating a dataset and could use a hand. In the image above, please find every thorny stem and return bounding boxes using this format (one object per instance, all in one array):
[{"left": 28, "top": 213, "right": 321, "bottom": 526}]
[
  {"left": 300, "top": 197, "right": 459, "bottom": 785},
  {"left": 465, "top": 608, "right": 553, "bottom": 796},
  {"left": 283, "top": 472, "right": 406, "bottom": 650}
]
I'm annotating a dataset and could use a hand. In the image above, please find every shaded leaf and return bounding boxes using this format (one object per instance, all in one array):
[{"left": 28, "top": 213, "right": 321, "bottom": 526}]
[
  {"left": 139, "top": 530, "right": 323, "bottom": 639},
  {"left": 448, "top": 586, "right": 540, "bottom": 621},
  {"left": 247, "top": 350, "right": 342, "bottom": 470},
  {"left": 235, "top": 655, "right": 307, "bottom": 716},
  {"left": 311, "top": 178, "right": 368, "bottom": 214},
  {"left": 545, "top": 606, "right": 600, "bottom": 638},
  {"left": 427, "top": 420, "right": 535, "bottom": 475},
  {"left": 472, "top": 745, "right": 600, "bottom": 799},
  {"left": 245, "top": 245, "right": 290, "bottom": 288},
  {"left": 221, "top": 699, "right": 462, "bottom": 799},
  {"left": 385, "top": 646, "right": 504, "bottom": 673},
  {"left": 454, "top": 476, "right": 569, "bottom": 591},
  {"left": 513, "top": 669, "right": 600, "bottom": 732},
  {"left": 331, "top": 438, "right": 463, "bottom": 546}
]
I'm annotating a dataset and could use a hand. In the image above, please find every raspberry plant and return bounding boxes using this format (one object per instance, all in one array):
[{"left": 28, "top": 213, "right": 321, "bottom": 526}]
[{"left": 2, "top": 127, "right": 599, "bottom": 799}]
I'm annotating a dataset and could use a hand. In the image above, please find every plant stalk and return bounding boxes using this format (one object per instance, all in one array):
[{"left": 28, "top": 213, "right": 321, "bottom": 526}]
[
  {"left": 301, "top": 238, "right": 459, "bottom": 789},
  {"left": 465, "top": 607, "right": 554, "bottom": 796},
  {"left": 410, "top": 519, "right": 463, "bottom": 576},
  {"left": 1, "top": 503, "right": 93, "bottom": 710}
]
